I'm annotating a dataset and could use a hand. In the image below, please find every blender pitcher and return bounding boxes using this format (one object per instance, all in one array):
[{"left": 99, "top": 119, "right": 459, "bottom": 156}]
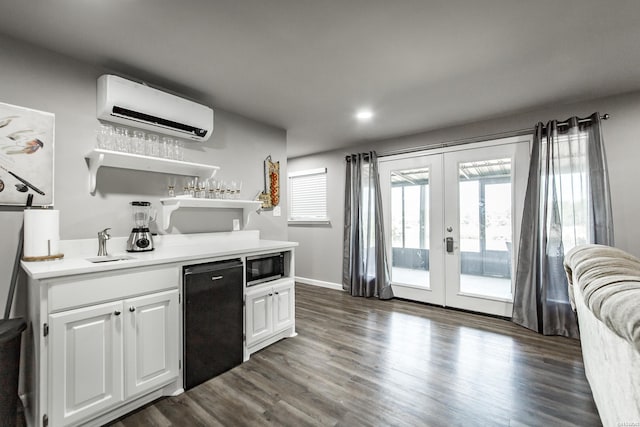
[{"left": 127, "top": 201, "right": 156, "bottom": 252}]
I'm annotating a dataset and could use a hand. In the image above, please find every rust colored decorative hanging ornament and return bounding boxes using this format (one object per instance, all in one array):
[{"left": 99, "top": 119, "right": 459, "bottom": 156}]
[
  {"left": 268, "top": 158, "right": 280, "bottom": 206},
  {"left": 258, "top": 155, "right": 280, "bottom": 208}
]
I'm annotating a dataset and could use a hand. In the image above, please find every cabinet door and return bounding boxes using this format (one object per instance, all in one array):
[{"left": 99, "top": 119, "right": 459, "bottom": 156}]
[
  {"left": 124, "top": 290, "right": 179, "bottom": 399},
  {"left": 49, "top": 301, "right": 124, "bottom": 426},
  {"left": 245, "top": 287, "right": 273, "bottom": 346},
  {"left": 273, "top": 281, "right": 295, "bottom": 333}
]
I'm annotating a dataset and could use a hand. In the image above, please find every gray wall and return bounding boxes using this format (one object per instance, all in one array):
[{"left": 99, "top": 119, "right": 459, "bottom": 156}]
[
  {"left": 288, "top": 90, "right": 640, "bottom": 286},
  {"left": 0, "top": 35, "right": 288, "bottom": 314}
]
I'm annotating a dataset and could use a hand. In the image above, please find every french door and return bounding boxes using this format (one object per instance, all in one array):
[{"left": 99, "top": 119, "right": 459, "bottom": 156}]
[{"left": 379, "top": 136, "right": 530, "bottom": 317}]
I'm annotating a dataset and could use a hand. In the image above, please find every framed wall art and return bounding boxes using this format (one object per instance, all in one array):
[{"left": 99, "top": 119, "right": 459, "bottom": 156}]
[{"left": 0, "top": 102, "right": 54, "bottom": 206}]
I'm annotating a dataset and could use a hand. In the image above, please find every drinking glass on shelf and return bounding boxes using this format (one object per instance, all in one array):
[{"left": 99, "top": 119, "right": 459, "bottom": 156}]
[
  {"left": 224, "top": 181, "right": 234, "bottom": 200},
  {"left": 215, "top": 180, "right": 224, "bottom": 199},
  {"left": 229, "top": 180, "right": 237, "bottom": 199},
  {"left": 161, "top": 137, "right": 174, "bottom": 159},
  {"left": 114, "top": 127, "right": 129, "bottom": 152},
  {"left": 174, "top": 141, "right": 184, "bottom": 161},
  {"left": 183, "top": 177, "right": 191, "bottom": 197},
  {"left": 235, "top": 180, "right": 243, "bottom": 199},
  {"left": 167, "top": 176, "right": 176, "bottom": 198},
  {"left": 207, "top": 179, "right": 216, "bottom": 199},
  {"left": 199, "top": 180, "right": 207, "bottom": 198},
  {"left": 132, "top": 130, "right": 146, "bottom": 155},
  {"left": 146, "top": 134, "right": 160, "bottom": 157},
  {"left": 190, "top": 177, "right": 198, "bottom": 198},
  {"left": 96, "top": 124, "right": 114, "bottom": 150}
]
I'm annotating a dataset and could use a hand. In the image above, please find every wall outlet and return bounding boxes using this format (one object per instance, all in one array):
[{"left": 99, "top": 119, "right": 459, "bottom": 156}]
[
  {"left": 273, "top": 206, "right": 281, "bottom": 217},
  {"left": 232, "top": 219, "right": 240, "bottom": 231}
]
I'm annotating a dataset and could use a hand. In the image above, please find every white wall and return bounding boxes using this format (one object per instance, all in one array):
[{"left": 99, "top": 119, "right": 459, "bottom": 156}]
[
  {"left": 288, "top": 90, "right": 640, "bottom": 287},
  {"left": 0, "top": 35, "right": 288, "bottom": 315}
]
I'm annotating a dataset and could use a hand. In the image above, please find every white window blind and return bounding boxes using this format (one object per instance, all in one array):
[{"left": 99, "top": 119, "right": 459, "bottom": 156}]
[{"left": 288, "top": 168, "right": 329, "bottom": 223}]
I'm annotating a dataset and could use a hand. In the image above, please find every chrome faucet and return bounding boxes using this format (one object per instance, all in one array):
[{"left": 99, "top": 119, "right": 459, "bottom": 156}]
[{"left": 97, "top": 228, "right": 111, "bottom": 256}]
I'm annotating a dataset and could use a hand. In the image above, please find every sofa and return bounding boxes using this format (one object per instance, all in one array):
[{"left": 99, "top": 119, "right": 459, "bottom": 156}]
[{"left": 564, "top": 244, "right": 640, "bottom": 427}]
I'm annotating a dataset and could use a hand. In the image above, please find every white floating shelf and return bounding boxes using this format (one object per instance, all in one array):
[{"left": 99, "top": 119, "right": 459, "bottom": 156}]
[
  {"left": 159, "top": 197, "right": 262, "bottom": 230},
  {"left": 85, "top": 149, "right": 219, "bottom": 194}
]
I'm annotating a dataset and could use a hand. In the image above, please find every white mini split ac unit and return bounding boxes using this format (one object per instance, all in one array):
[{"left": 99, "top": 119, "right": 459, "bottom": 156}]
[{"left": 96, "top": 74, "right": 214, "bottom": 141}]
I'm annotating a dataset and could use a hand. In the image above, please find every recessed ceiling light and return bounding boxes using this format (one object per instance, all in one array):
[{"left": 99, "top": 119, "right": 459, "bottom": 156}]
[{"left": 355, "top": 109, "right": 374, "bottom": 121}]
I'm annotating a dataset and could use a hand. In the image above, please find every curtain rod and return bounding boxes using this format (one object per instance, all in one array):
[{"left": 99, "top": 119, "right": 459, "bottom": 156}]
[
  {"left": 378, "top": 113, "right": 610, "bottom": 158},
  {"left": 345, "top": 152, "right": 373, "bottom": 161},
  {"left": 550, "top": 113, "right": 610, "bottom": 128}
]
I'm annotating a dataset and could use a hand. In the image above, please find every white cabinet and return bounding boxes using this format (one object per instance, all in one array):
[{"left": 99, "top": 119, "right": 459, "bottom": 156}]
[
  {"left": 24, "top": 266, "right": 181, "bottom": 427},
  {"left": 49, "top": 301, "right": 124, "bottom": 426},
  {"left": 245, "top": 279, "right": 295, "bottom": 348},
  {"left": 22, "top": 244, "right": 297, "bottom": 426},
  {"left": 246, "top": 289, "right": 272, "bottom": 345},
  {"left": 48, "top": 289, "right": 179, "bottom": 426},
  {"left": 124, "top": 290, "right": 179, "bottom": 399},
  {"left": 273, "top": 282, "right": 294, "bottom": 332}
]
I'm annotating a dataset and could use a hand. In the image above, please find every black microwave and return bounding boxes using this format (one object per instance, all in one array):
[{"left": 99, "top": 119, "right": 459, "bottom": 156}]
[{"left": 246, "top": 252, "right": 285, "bottom": 286}]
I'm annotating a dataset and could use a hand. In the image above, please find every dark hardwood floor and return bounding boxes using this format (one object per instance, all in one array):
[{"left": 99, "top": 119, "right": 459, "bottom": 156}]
[{"left": 111, "top": 283, "right": 601, "bottom": 427}]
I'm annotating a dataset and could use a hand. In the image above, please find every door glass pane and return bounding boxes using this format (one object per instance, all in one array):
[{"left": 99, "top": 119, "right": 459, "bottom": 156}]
[
  {"left": 390, "top": 168, "right": 430, "bottom": 288},
  {"left": 403, "top": 185, "right": 421, "bottom": 248},
  {"left": 459, "top": 181, "right": 480, "bottom": 252},
  {"left": 485, "top": 183, "right": 511, "bottom": 251},
  {"left": 458, "top": 159, "right": 512, "bottom": 300}
]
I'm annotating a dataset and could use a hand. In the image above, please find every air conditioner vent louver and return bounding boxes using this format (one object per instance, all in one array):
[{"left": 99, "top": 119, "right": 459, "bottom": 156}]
[
  {"left": 111, "top": 106, "right": 209, "bottom": 138},
  {"left": 97, "top": 75, "right": 213, "bottom": 141}
]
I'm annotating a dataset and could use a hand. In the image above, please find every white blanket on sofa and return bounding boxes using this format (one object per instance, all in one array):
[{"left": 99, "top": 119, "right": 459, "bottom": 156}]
[
  {"left": 564, "top": 244, "right": 640, "bottom": 353},
  {"left": 564, "top": 244, "right": 640, "bottom": 426}
]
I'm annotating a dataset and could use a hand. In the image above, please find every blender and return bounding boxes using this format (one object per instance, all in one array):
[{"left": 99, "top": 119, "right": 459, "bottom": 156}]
[{"left": 126, "top": 201, "right": 155, "bottom": 252}]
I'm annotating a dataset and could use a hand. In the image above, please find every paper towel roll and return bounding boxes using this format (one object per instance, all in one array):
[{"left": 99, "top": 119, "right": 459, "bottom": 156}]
[{"left": 24, "top": 209, "right": 60, "bottom": 258}]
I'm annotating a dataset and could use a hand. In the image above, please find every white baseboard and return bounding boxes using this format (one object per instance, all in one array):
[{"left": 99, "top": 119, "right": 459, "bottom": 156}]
[{"left": 295, "top": 276, "right": 344, "bottom": 291}]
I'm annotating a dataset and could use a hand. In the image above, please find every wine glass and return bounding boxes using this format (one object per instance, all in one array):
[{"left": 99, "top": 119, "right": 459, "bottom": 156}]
[
  {"left": 167, "top": 176, "right": 176, "bottom": 197},
  {"left": 216, "top": 180, "right": 225, "bottom": 199},
  {"left": 201, "top": 179, "right": 209, "bottom": 199},
  {"left": 192, "top": 177, "right": 200, "bottom": 198},
  {"left": 182, "top": 177, "right": 191, "bottom": 196},
  {"left": 208, "top": 179, "right": 216, "bottom": 199}
]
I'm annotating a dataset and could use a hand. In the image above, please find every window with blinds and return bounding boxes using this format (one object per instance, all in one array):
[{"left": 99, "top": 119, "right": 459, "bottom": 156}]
[{"left": 288, "top": 168, "right": 329, "bottom": 223}]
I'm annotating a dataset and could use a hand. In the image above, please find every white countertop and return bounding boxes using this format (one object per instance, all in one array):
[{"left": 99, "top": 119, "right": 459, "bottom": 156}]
[{"left": 21, "top": 230, "right": 297, "bottom": 280}]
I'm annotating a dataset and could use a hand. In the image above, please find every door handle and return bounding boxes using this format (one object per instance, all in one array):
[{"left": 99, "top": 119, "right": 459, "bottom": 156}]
[
  {"left": 446, "top": 237, "right": 454, "bottom": 253},
  {"left": 211, "top": 275, "right": 223, "bottom": 281}
]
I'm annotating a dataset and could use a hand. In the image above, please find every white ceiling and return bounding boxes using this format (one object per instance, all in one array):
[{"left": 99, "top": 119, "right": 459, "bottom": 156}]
[{"left": 1, "top": 0, "right": 640, "bottom": 158}]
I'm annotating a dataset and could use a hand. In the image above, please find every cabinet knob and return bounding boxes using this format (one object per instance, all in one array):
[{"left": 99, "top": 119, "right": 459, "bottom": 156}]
[
  {"left": 114, "top": 310, "right": 121, "bottom": 316},
  {"left": 275, "top": 292, "right": 279, "bottom": 295},
  {"left": 129, "top": 306, "right": 136, "bottom": 312},
  {"left": 268, "top": 293, "right": 273, "bottom": 297}
]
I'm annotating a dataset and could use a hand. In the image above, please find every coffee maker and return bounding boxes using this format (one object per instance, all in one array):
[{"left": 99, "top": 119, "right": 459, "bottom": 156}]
[{"left": 126, "top": 201, "right": 155, "bottom": 252}]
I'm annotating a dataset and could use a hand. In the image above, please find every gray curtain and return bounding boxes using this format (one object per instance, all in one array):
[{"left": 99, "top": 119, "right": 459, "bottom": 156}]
[
  {"left": 512, "top": 113, "right": 614, "bottom": 337},
  {"left": 342, "top": 151, "right": 393, "bottom": 299}
]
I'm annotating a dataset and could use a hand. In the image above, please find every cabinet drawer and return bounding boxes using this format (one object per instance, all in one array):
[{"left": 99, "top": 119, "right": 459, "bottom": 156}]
[{"left": 48, "top": 267, "right": 179, "bottom": 312}]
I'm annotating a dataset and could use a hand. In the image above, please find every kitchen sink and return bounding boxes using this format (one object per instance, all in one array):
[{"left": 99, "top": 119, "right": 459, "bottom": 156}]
[{"left": 86, "top": 255, "right": 135, "bottom": 263}]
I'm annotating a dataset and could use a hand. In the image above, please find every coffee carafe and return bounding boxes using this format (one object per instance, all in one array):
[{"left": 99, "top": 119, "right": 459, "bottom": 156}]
[{"left": 126, "top": 201, "right": 155, "bottom": 252}]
